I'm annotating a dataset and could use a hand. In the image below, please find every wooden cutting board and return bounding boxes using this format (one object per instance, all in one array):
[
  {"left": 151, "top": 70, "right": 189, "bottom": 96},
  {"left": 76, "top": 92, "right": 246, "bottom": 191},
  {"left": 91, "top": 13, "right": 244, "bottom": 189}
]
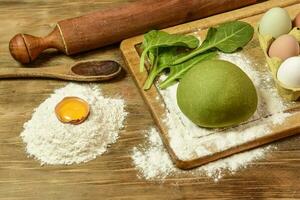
[{"left": 120, "top": 0, "right": 300, "bottom": 170}]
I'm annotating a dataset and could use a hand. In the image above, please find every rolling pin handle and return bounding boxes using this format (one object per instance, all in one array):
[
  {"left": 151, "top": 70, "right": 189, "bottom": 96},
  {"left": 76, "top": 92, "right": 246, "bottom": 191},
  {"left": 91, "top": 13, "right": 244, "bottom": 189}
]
[{"left": 9, "top": 26, "right": 66, "bottom": 64}]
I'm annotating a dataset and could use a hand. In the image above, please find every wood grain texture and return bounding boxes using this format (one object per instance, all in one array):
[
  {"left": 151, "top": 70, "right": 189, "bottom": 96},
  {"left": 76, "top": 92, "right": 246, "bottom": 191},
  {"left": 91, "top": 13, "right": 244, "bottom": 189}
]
[
  {"left": 9, "top": 0, "right": 257, "bottom": 64},
  {"left": 0, "top": 0, "right": 300, "bottom": 199},
  {"left": 120, "top": 0, "right": 300, "bottom": 170}
]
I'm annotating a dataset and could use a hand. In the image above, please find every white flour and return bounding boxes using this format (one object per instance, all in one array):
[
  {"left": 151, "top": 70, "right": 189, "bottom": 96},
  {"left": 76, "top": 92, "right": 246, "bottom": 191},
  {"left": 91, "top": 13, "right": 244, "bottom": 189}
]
[
  {"left": 21, "top": 83, "right": 127, "bottom": 165},
  {"left": 132, "top": 127, "right": 273, "bottom": 182},
  {"left": 132, "top": 52, "right": 293, "bottom": 181}
]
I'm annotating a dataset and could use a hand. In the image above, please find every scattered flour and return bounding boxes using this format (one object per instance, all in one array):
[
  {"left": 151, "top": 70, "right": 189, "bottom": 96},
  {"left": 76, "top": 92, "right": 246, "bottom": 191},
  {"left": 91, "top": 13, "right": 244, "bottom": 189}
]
[
  {"left": 132, "top": 128, "right": 174, "bottom": 180},
  {"left": 132, "top": 52, "right": 293, "bottom": 181},
  {"left": 21, "top": 83, "right": 127, "bottom": 165},
  {"left": 132, "top": 127, "right": 273, "bottom": 182}
]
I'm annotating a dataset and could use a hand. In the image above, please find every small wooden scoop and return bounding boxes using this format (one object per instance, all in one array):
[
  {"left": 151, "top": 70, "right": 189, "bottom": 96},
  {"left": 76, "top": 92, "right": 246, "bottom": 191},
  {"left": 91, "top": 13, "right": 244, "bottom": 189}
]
[{"left": 0, "top": 60, "right": 122, "bottom": 82}]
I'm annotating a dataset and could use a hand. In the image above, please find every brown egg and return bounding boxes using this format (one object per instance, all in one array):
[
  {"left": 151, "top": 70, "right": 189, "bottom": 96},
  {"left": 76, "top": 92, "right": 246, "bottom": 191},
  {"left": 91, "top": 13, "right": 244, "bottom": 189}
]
[
  {"left": 268, "top": 34, "right": 299, "bottom": 60},
  {"left": 293, "top": 12, "right": 300, "bottom": 27}
]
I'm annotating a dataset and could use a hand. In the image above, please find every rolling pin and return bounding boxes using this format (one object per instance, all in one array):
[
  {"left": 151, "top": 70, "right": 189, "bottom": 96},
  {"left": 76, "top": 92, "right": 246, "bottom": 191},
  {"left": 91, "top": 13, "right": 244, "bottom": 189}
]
[{"left": 9, "top": 0, "right": 258, "bottom": 64}]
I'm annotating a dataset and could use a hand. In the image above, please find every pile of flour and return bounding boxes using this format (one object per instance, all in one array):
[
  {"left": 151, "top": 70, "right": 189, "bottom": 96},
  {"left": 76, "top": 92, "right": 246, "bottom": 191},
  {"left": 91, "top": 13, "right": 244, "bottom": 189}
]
[
  {"left": 132, "top": 52, "right": 293, "bottom": 181},
  {"left": 21, "top": 83, "right": 127, "bottom": 165}
]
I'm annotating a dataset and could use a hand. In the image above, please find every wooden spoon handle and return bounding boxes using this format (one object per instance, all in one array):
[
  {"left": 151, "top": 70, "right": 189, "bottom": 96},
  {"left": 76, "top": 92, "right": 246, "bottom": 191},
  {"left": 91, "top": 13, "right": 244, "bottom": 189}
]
[
  {"left": 0, "top": 66, "right": 69, "bottom": 79},
  {"left": 9, "top": 0, "right": 257, "bottom": 64}
]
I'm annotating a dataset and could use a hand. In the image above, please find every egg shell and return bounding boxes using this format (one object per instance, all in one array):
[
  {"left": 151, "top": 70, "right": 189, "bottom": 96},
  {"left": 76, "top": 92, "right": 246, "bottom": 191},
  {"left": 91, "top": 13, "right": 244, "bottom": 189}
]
[
  {"left": 259, "top": 7, "right": 292, "bottom": 38},
  {"left": 277, "top": 56, "right": 300, "bottom": 88},
  {"left": 293, "top": 12, "right": 300, "bottom": 27},
  {"left": 268, "top": 34, "right": 299, "bottom": 60}
]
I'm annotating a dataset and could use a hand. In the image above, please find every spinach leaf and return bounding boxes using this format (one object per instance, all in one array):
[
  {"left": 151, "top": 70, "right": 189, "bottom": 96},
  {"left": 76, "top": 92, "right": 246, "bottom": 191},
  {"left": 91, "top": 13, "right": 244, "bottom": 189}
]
[
  {"left": 172, "top": 21, "right": 254, "bottom": 65},
  {"left": 159, "top": 51, "right": 217, "bottom": 89},
  {"left": 140, "top": 30, "right": 199, "bottom": 72},
  {"left": 140, "top": 21, "right": 254, "bottom": 90},
  {"left": 142, "top": 47, "right": 188, "bottom": 90}
]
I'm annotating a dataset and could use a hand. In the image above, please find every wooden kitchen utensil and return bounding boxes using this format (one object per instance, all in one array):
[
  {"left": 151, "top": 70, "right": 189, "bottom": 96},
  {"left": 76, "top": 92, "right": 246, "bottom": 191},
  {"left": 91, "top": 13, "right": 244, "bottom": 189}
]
[
  {"left": 9, "top": 0, "right": 258, "bottom": 64},
  {"left": 0, "top": 60, "right": 122, "bottom": 81}
]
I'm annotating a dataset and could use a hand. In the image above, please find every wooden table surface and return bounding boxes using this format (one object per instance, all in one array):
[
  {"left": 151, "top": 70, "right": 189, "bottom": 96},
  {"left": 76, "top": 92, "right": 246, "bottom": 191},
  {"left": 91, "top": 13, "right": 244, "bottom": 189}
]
[{"left": 0, "top": 1, "right": 300, "bottom": 199}]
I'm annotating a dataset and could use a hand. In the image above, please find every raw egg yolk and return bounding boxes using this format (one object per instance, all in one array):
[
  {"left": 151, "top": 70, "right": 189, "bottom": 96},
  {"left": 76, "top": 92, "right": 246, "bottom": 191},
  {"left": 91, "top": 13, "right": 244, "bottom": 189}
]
[{"left": 55, "top": 97, "right": 90, "bottom": 125}]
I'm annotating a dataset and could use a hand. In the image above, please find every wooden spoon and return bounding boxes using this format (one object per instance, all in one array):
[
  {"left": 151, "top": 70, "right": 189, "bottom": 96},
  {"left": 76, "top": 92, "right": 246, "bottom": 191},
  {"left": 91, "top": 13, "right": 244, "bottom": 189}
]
[{"left": 0, "top": 60, "right": 122, "bottom": 82}]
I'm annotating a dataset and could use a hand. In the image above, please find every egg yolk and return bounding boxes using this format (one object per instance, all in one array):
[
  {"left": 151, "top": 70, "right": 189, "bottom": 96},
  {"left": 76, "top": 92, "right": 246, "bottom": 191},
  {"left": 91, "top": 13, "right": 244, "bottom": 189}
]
[{"left": 55, "top": 97, "right": 90, "bottom": 124}]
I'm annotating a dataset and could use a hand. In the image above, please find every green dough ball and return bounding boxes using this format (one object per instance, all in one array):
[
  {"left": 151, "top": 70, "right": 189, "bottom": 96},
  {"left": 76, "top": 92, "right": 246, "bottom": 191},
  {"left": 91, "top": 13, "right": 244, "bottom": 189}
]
[{"left": 177, "top": 60, "right": 258, "bottom": 128}]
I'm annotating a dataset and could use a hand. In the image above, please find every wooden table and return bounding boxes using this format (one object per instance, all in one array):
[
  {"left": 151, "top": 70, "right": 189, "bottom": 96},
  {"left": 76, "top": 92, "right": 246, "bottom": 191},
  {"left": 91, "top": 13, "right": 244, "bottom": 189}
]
[{"left": 0, "top": 1, "right": 300, "bottom": 199}]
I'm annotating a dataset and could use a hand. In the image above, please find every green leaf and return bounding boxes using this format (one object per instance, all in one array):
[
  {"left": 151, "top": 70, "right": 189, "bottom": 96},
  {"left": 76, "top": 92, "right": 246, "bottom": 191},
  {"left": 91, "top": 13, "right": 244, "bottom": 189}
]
[
  {"left": 140, "top": 21, "right": 253, "bottom": 90},
  {"left": 140, "top": 30, "right": 199, "bottom": 72},
  {"left": 142, "top": 47, "right": 188, "bottom": 90},
  {"left": 173, "top": 21, "right": 254, "bottom": 65},
  {"left": 157, "top": 47, "right": 189, "bottom": 67},
  {"left": 159, "top": 51, "right": 217, "bottom": 89}
]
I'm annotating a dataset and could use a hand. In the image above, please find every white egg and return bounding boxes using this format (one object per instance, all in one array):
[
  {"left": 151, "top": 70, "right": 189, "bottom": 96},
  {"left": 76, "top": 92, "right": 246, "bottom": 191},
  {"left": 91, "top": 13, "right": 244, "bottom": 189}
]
[{"left": 277, "top": 56, "right": 300, "bottom": 88}]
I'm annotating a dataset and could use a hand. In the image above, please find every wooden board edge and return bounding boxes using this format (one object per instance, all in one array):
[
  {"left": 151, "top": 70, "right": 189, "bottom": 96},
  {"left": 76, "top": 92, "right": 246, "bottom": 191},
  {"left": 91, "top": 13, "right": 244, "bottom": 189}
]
[
  {"left": 120, "top": 40, "right": 184, "bottom": 168},
  {"left": 120, "top": 0, "right": 300, "bottom": 170},
  {"left": 178, "top": 112, "right": 300, "bottom": 169},
  {"left": 121, "top": 0, "right": 299, "bottom": 44}
]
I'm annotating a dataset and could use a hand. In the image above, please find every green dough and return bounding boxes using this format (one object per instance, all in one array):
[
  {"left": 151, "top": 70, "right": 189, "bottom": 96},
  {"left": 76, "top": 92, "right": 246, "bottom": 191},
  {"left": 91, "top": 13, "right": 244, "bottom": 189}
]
[{"left": 177, "top": 60, "right": 258, "bottom": 128}]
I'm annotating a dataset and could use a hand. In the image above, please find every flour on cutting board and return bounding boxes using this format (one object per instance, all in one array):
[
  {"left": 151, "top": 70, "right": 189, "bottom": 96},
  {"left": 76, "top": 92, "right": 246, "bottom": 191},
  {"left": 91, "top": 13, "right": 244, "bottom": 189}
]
[
  {"left": 132, "top": 127, "right": 273, "bottom": 182},
  {"left": 160, "top": 52, "right": 291, "bottom": 160},
  {"left": 132, "top": 52, "right": 292, "bottom": 181},
  {"left": 21, "top": 83, "right": 127, "bottom": 165}
]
